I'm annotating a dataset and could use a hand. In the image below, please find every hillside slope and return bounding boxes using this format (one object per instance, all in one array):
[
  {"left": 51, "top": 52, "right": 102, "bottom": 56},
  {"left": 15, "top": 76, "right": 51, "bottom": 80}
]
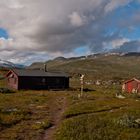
[{"left": 28, "top": 54, "right": 140, "bottom": 80}]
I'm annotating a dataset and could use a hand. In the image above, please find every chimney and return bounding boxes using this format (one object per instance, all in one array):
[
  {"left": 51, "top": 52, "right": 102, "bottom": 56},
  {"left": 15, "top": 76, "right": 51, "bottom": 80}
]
[{"left": 44, "top": 64, "right": 47, "bottom": 72}]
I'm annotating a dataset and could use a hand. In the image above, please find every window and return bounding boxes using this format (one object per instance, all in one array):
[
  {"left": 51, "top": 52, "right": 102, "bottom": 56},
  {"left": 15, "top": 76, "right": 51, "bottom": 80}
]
[
  {"left": 9, "top": 74, "right": 14, "bottom": 78},
  {"left": 42, "top": 78, "right": 46, "bottom": 83}
]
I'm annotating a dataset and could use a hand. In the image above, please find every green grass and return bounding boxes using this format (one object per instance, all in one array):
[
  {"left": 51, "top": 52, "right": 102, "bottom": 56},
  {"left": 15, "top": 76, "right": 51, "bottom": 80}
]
[
  {"left": 0, "top": 90, "right": 68, "bottom": 140},
  {"left": 0, "top": 70, "right": 140, "bottom": 140},
  {"left": 55, "top": 87, "right": 140, "bottom": 140},
  {"left": 56, "top": 113, "right": 140, "bottom": 140},
  {"left": 0, "top": 88, "right": 139, "bottom": 140}
]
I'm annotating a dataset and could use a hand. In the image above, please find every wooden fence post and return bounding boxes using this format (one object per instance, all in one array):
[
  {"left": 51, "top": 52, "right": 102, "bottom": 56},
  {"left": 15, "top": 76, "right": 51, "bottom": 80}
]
[{"left": 80, "top": 74, "right": 85, "bottom": 97}]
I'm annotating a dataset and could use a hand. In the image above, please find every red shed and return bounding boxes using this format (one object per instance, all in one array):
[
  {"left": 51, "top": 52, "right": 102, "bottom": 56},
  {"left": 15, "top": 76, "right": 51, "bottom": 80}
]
[{"left": 122, "top": 78, "right": 140, "bottom": 93}]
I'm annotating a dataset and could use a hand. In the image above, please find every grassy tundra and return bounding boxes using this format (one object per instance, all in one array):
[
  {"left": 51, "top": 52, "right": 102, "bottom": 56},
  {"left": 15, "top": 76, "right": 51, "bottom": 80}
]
[
  {"left": 0, "top": 72, "right": 140, "bottom": 140},
  {"left": 55, "top": 87, "right": 140, "bottom": 140},
  {"left": 0, "top": 90, "right": 63, "bottom": 140}
]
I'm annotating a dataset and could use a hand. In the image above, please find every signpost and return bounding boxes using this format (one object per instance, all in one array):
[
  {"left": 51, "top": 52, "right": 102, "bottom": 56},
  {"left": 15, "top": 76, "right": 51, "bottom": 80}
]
[{"left": 80, "top": 74, "right": 85, "bottom": 97}]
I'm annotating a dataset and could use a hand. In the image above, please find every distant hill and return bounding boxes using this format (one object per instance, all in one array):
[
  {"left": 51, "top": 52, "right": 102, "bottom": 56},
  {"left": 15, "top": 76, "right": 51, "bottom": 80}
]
[
  {"left": 0, "top": 59, "right": 25, "bottom": 69},
  {"left": 123, "top": 52, "right": 140, "bottom": 57},
  {"left": 53, "top": 56, "right": 67, "bottom": 61},
  {"left": 0, "top": 59, "right": 15, "bottom": 68},
  {"left": 28, "top": 52, "right": 140, "bottom": 80}
]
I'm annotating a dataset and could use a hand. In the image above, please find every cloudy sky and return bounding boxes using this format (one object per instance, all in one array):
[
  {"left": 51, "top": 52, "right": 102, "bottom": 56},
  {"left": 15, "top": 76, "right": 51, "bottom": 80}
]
[{"left": 0, "top": 0, "right": 140, "bottom": 65}]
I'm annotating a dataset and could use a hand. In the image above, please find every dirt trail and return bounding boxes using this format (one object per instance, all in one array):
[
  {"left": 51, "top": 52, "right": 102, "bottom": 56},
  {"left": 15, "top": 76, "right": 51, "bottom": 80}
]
[{"left": 43, "top": 96, "right": 67, "bottom": 140}]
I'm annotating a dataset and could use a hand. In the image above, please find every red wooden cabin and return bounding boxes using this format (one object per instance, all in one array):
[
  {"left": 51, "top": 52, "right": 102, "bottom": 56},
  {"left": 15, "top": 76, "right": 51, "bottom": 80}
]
[{"left": 122, "top": 78, "right": 140, "bottom": 93}]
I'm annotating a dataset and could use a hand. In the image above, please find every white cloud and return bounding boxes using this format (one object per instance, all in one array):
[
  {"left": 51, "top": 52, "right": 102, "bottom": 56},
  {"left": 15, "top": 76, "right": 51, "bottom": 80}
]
[
  {"left": 0, "top": 37, "right": 14, "bottom": 50},
  {"left": 69, "top": 12, "right": 85, "bottom": 27},
  {"left": 0, "top": 0, "right": 105, "bottom": 56},
  {"left": 104, "top": 0, "right": 133, "bottom": 13},
  {"left": 0, "top": 0, "right": 138, "bottom": 64},
  {"left": 111, "top": 38, "right": 130, "bottom": 48},
  {"left": 8, "top": 0, "right": 24, "bottom": 9}
]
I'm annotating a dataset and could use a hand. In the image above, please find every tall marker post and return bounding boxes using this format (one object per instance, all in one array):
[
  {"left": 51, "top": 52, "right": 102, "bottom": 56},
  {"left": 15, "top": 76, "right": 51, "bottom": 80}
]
[{"left": 80, "top": 74, "right": 85, "bottom": 97}]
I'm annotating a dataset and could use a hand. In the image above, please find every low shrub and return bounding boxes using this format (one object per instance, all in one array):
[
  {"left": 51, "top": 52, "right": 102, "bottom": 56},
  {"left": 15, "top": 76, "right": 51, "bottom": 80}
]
[
  {"left": 0, "top": 109, "right": 32, "bottom": 127},
  {"left": 113, "top": 114, "right": 140, "bottom": 128},
  {"left": 31, "top": 119, "right": 52, "bottom": 130},
  {"left": 0, "top": 88, "right": 15, "bottom": 94}
]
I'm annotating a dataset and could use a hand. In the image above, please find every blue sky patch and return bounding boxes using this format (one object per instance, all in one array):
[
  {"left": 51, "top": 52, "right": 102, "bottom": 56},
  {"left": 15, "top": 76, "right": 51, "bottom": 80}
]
[
  {"left": 74, "top": 46, "right": 90, "bottom": 56},
  {"left": 0, "top": 28, "right": 9, "bottom": 39}
]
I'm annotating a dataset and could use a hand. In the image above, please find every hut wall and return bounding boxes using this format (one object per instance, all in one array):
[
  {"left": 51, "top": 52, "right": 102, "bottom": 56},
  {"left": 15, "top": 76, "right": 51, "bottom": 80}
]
[
  {"left": 7, "top": 72, "right": 18, "bottom": 90},
  {"left": 46, "top": 77, "right": 69, "bottom": 89},
  {"left": 18, "top": 76, "right": 69, "bottom": 90},
  {"left": 125, "top": 80, "right": 140, "bottom": 93}
]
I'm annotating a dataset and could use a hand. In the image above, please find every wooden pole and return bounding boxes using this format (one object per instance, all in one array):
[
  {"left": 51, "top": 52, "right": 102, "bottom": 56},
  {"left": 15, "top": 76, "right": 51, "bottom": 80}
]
[{"left": 80, "top": 75, "right": 85, "bottom": 97}]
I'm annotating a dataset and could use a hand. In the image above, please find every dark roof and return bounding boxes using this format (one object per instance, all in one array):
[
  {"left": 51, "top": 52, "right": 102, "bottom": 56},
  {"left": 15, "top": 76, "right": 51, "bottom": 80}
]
[
  {"left": 123, "top": 78, "right": 140, "bottom": 84},
  {"left": 9, "top": 69, "right": 69, "bottom": 77}
]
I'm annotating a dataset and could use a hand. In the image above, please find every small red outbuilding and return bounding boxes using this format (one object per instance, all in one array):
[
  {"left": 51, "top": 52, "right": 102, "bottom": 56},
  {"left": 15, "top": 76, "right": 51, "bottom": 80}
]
[{"left": 122, "top": 78, "right": 140, "bottom": 93}]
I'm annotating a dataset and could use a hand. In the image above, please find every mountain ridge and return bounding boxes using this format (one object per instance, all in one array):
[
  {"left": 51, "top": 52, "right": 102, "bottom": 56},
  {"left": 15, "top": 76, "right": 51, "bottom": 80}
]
[
  {"left": 29, "top": 52, "right": 140, "bottom": 68},
  {"left": 27, "top": 52, "right": 140, "bottom": 80},
  {"left": 0, "top": 59, "right": 25, "bottom": 69}
]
